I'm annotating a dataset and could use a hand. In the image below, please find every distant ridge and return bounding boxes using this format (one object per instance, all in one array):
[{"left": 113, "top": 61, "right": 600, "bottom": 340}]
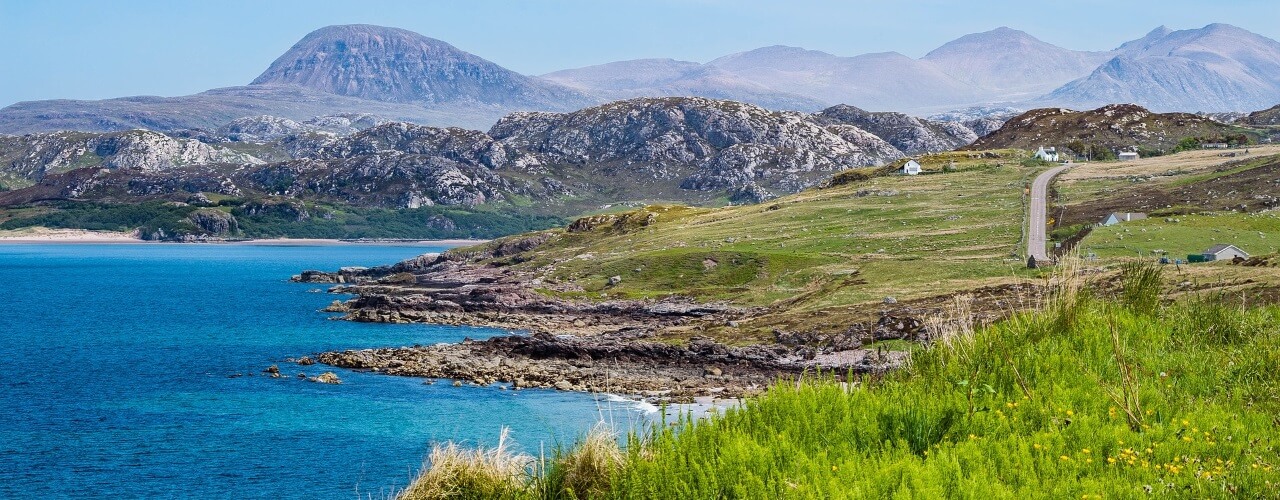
[
  {"left": 3, "top": 23, "right": 1280, "bottom": 135},
  {"left": 1043, "top": 24, "right": 1280, "bottom": 112}
]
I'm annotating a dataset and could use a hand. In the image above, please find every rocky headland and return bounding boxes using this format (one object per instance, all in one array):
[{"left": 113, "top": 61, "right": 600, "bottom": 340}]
[{"left": 292, "top": 241, "right": 1006, "bottom": 402}]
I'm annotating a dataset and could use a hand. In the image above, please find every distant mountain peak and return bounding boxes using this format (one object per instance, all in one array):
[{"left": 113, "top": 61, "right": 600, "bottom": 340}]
[
  {"left": 251, "top": 24, "right": 590, "bottom": 109},
  {"left": 923, "top": 25, "right": 1113, "bottom": 95}
]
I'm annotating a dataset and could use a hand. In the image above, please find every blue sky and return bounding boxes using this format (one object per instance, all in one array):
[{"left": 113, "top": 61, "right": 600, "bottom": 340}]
[{"left": 2, "top": 0, "right": 1279, "bottom": 107}]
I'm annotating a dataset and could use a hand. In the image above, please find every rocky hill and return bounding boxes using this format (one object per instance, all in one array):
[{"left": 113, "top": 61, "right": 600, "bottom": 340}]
[
  {"left": 965, "top": 104, "right": 1261, "bottom": 153},
  {"left": 0, "top": 97, "right": 907, "bottom": 212},
  {"left": 813, "top": 105, "right": 977, "bottom": 155},
  {"left": 1243, "top": 104, "right": 1280, "bottom": 126},
  {"left": 0, "top": 130, "right": 263, "bottom": 189}
]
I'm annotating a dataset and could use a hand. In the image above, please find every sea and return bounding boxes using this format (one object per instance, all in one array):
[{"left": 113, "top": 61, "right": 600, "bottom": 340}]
[{"left": 0, "top": 243, "right": 650, "bottom": 499}]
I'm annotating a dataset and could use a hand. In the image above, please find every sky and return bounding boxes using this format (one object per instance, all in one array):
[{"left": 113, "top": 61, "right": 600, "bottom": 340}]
[{"left": 3, "top": 0, "right": 1279, "bottom": 107}]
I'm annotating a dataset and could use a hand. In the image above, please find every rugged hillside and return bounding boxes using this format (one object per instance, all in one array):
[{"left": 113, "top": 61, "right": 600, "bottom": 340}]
[
  {"left": 214, "top": 113, "right": 385, "bottom": 142},
  {"left": 814, "top": 105, "right": 976, "bottom": 155},
  {"left": 922, "top": 27, "right": 1113, "bottom": 97},
  {"left": 1243, "top": 104, "right": 1280, "bottom": 126},
  {"left": 966, "top": 104, "right": 1260, "bottom": 153},
  {"left": 252, "top": 25, "right": 591, "bottom": 109},
  {"left": 927, "top": 107, "right": 1022, "bottom": 138},
  {"left": 0, "top": 97, "right": 908, "bottom": 217},
  {"left": 489, "top": 97, "right": 903, "bottom": 194},
  {"left": 1043, "top": 24, "right": 1280, "bottom": 112},
  {"left": 0, "top": 130, "right": 263, "bottom": 189}
]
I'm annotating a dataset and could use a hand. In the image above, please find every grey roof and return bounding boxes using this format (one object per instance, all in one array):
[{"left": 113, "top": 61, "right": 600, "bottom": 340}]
[{"left": 1206, "top": 244, "right": 1243, "bottom": 254}]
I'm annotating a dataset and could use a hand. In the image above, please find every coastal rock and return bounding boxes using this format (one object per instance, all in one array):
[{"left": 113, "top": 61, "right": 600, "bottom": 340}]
[
  {"left": 314, "top": 328, "right": 903, "bottom": 402},
  {"left": 310, "top": 372, "right": 342, "bottom": 384}
]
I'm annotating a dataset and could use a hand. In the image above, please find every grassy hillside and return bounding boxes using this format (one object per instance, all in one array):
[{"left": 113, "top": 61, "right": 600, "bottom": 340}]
[
  {"left": 399, "top": 263, "right": 1280, "bottom": 498},
  {"left": 459, "top": 149, "right": 1039, "bottom": 342},
  {"left": 1081, "top": 212, "right": 1280, "bottom": 259}
]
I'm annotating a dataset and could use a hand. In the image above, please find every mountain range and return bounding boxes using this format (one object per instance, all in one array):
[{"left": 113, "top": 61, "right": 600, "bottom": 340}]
[{"left": 3, "top": 23, "right": 1279, "bottom": 135}]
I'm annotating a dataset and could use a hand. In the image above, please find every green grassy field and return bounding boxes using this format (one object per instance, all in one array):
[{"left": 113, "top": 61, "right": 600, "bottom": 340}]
[
  {"left": 400, "top": 263, "right": 1280, "bottom": 498},
  {"left": 1081, "top": 212, "right": 1280, "bottom": 259},
  {"left": 469, "top": 150, "right": 1041, "bottom": 340}
]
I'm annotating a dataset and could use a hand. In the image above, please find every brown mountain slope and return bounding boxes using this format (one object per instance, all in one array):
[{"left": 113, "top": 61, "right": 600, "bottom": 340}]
[{"left": 965, "top": 104, "right": 1260, "bottom": 154}]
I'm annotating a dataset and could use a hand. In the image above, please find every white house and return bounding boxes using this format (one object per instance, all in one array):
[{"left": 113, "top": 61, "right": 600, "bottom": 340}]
[
  {"left": 1203, "top": 244, "right": 1249, "bottom": 262},
  {"left": 1100, "top": 212, "right": 1147, "bottom": 226},
  {"left": 1033, "top": 146, "right": 1059, "bottom": 162},
  {"left": 1118, "top": 151, "right": 1140, "bottom": 161},
  {"left": 902, "top": 159, "right": 922, "bottom": 175}
]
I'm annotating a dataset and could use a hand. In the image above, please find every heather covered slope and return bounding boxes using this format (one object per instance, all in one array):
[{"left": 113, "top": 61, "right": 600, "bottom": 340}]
[{"left": 966, "top": 104, "right": 1262, "bottom": 154}]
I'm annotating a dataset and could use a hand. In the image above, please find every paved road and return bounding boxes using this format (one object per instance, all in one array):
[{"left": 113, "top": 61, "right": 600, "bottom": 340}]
[{"left": 1027, "top": 164, "right": 1072, "bottom": 263}]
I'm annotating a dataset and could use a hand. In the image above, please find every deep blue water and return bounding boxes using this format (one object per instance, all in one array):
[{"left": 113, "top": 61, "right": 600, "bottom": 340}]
[{"left": 0, "top": 243, "right": 645, "bottom": 499}]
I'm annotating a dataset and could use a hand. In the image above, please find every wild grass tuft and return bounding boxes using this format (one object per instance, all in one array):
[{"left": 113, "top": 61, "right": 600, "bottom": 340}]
[
  {"left": 1118, "top": 260, "right": 1163, "bottom": 314},
  {"left": 538, "top": 425, "right": 624, "bottom": 499},
  {"left": 398, "top": 428, "right": 533, "bottom": 500}
]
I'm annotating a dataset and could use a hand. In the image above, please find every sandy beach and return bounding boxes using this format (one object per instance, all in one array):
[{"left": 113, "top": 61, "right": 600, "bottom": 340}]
[
  {"left": 0, "top": 228, "right": 142, "bottom": 243},
  {"left": 0, "top": 228, "right": 486, "bottom": 246}
]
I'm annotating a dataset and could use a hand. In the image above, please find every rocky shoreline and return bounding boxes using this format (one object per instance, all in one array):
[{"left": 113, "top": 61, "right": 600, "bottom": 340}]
[
  {"left": 293, "top": 245, "right": 985, "bottom": 402},
  {"left": 318, "top": 331, "right": 907, "bottom": 402}
]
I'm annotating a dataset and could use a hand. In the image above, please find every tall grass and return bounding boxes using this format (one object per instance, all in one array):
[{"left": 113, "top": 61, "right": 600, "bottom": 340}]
[
  {"left": 398, "top": 428, "right": 533, "bottom": 500},
  {"left": 399, "top": 262, "right": 1280, "bottom": 498}
]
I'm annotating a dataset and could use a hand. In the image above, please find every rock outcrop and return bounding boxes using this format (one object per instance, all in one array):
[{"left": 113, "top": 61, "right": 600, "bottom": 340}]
[
  {"left": 966, "top": 104, "right": 1256, "bottom": 153},
  {"left": 814, "top": 105, "right": 976, "bottom": 155},
  {"left": 0, "top": 129, "right": 262, "bottom": 183},
  {"left": 2, "top": 97, "right": 910, "bottom": 209}
]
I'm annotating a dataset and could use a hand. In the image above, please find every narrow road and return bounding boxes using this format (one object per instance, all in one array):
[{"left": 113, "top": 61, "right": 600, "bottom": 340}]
[{"left": 1027, "top": 164, "right": 1072, "bottom": 263}]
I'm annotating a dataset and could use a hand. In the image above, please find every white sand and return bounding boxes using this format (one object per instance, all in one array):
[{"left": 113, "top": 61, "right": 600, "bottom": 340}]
[
  {"left": 0, "top": 228, "right": 141, "bottom": 243},
  {"left": 0, "top": 228, "right": 486, "bottom": 246}
]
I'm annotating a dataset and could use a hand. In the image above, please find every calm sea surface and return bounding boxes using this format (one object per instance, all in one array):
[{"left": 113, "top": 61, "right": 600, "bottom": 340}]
[{"left": 0, "top": 243, "right": 645, "bottom": 499}]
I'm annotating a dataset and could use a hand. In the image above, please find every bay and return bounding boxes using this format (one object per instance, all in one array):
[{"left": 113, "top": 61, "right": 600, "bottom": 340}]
[{"left": 0, "top": 243, "right": 645, "bottom": 499}]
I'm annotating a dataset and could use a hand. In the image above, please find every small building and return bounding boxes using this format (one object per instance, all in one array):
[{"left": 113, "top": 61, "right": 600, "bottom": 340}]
[
  {"left": 1118, "top": 151, "right": 1140, "bottom": 161},
  {"left": 1201, "top": 142, "right": 1229, "bottom": 149},
  {"left": 902, "top": 159, "right": 922, "bottom": 176},
  {"left": 1034, "top": 146, "right": 1059, "bottom": 162},
  {"left": 1100, "top": 212, "right": 1147, "bottom": 226},
  {"left": 1202, "top": 244, "right": 1249, "bottom": 262}
]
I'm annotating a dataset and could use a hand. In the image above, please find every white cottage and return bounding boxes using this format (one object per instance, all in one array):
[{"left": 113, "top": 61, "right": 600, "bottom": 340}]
[
  {"left": 1034, "top": 146, "right": 1059, "bottom": 162},
  {"left": 1100, "top": 212, "right": 1147, "bottom": 226},
  {"left": 902, "top": 159, "right": 922, "bottom": 176},
  {"left": 1203, "top": 244, "right": 1249, "bottom": 262},
  {"left": 1118, "top": 151, "right": 1140, "bottom": 161}
]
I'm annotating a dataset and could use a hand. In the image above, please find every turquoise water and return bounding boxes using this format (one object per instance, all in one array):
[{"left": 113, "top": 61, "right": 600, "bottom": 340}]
[{"left": 0, "top": 244, "right": 644, "bottom": 499}]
